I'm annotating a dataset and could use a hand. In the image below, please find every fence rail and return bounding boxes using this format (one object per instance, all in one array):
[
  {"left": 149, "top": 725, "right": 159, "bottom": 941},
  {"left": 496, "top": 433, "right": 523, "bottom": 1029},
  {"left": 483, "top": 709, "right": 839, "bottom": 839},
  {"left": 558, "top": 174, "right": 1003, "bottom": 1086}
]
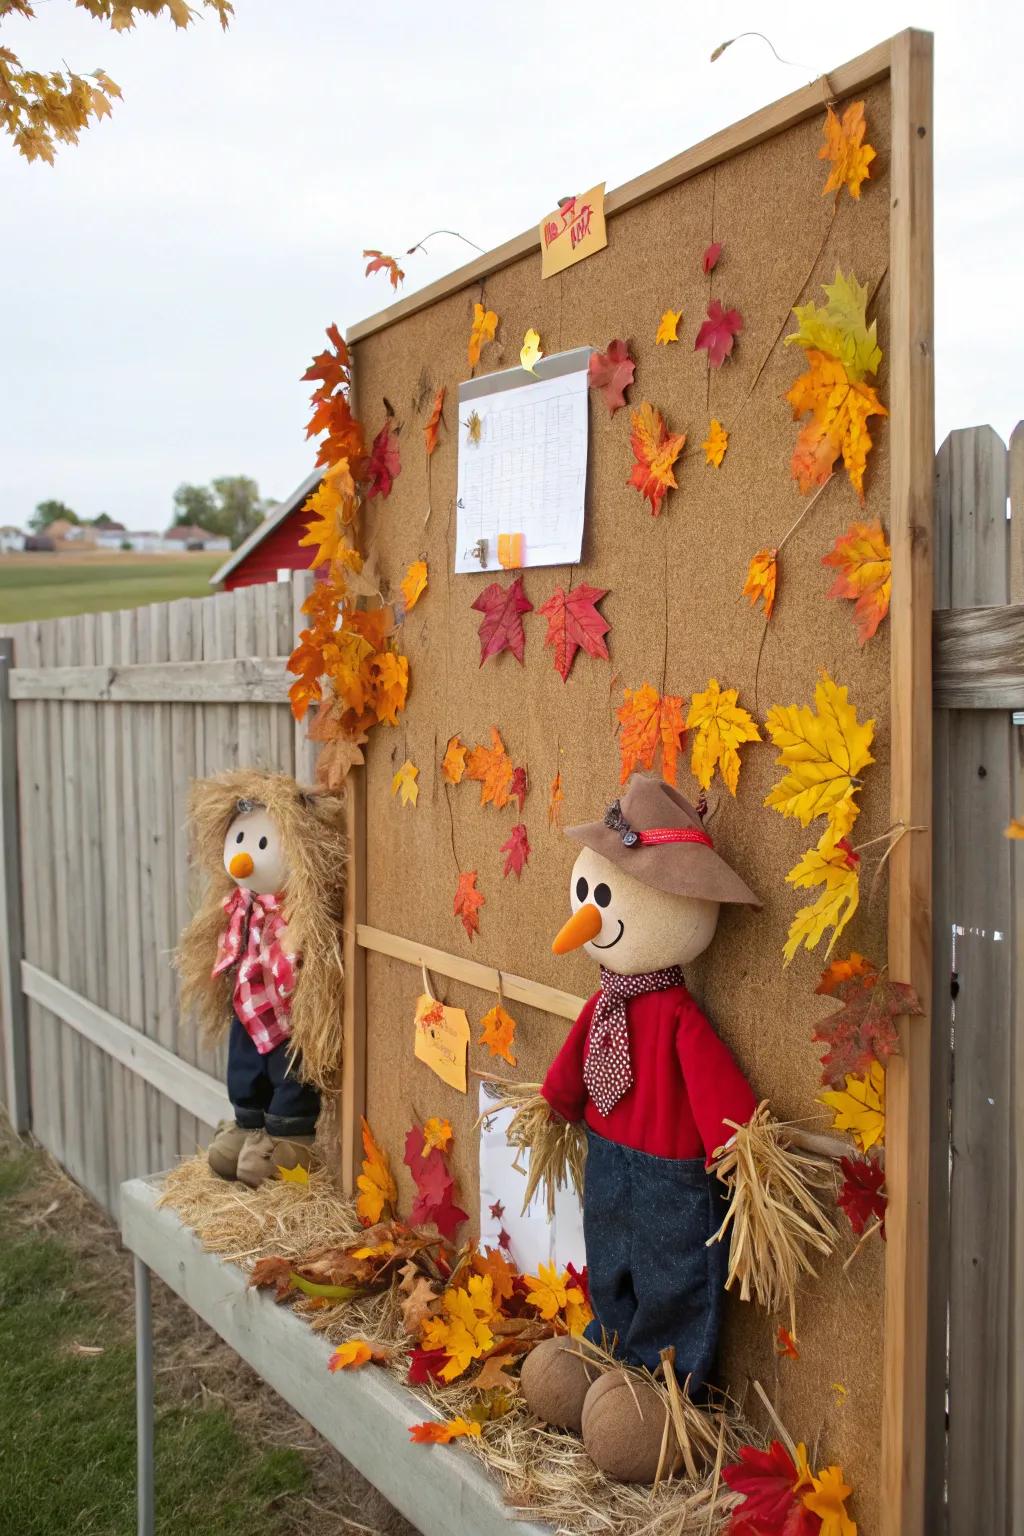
[{"left": 0, "top": 432, "right": 1022, "bottom": 1534}]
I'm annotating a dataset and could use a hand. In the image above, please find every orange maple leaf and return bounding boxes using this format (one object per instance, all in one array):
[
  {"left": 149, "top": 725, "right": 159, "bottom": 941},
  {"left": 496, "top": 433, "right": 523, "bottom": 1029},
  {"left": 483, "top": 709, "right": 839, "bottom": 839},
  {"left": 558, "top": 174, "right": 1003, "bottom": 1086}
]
[
  {"left": 423, "top": 386, "right": 445, "bottom": 456},
  {"left": 454, "top": 871, "right": 484, "bottom": 940},
  {"left": 776, "top": 1326, "right": 800, "bottom": 1359},
  {"left": 363, "top": 249, "right": 405, "bottom": 288},
  {"left": 422, "top": 1117, "right": 453, "bottom": 1154},
  {"left": 820, "top": 100, "right": 876, "bottom": 201},
  {"left": 478, "top": 1003, "right": 517, "bottom": 1066},
  {"left": 742, "top": 547, "right": 778, "bottom": 621},
  {"left": 548, "top": 770, "right": 564, "bottom": 827},
  {"left": 627, "top": 402, "right": 686, "bottom": 517},
  {"left": 787, "top": 349, "right": 887, "bottom": 501},
  {"left": 465, "top": 727, "right": 514, "bottom": 809},
  {"left": 355, "top": 1117, "right": 397, "bottom": 1227},
  {"left": 816, "top": 952, "right": 877, "bottom": 996},
  {"left": 616, "top": 683, "right": 686, "bottom": 785},
  {"left": 327, "top": 1339, "right": 389, "bottom": 1372},
  {"left": 468, "top": 302, "right": 499, "bottom": 367},
  {"left": 399, "top": 560, "right": 428, "bottom": 613},
  {"left": 409, "top": 1417, "right": 481, "bottom": 1444},
  {"left": 471, "top": 1246, "right": 518, "bottom": 1306},
  {"left": 442, "top": 735, "right": 468, "bottom": 784},
  {"left": 821, "top": 520, "right": 892, "bottom": 644}
]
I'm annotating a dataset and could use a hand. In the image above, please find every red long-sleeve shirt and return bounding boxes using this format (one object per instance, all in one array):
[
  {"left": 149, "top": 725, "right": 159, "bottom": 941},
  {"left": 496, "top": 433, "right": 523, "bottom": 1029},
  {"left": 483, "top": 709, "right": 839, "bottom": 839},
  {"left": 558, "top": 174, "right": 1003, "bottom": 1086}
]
[{"left": 540, "top": 984, "right": 756, "bottom": 1161}]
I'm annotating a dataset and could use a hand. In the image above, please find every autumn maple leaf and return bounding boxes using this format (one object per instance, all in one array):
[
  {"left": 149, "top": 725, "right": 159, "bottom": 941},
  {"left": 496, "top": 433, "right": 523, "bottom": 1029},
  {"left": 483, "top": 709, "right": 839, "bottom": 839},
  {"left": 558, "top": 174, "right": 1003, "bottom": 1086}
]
[
  {"left": 302, "top": 323, "right": 351, "bottom": 396},
  {"left": 467, "top": 301, "right": 499, "bottom": 367},
  {"left": 587, "top": 339, "right": 635, "bottom": 414},
  {"left": 441, "top": 734, "right": 468, "bottom": 784},
  {"left": 812, "top": 964, "right": 919, "bottom": 1086},
  {"left": 454, "top": 870, "right": 484, "bottom": 939},
  {"left": 509, "top": 765, "right": 527, "bottom": 812},
  {"left": 822, "top": 520, "right": 891, "bottom": 644},
  {"left": 399, "top": 559, "right": 428, "bottom": 614},
  {"left": 783, "top": 830, "right": 861, "bottom": 964},
  {"left": 695, "top": 298, "right": 743, "bottom": 367},
  {"left": 536, "top": 584, "right": 610, "bottom": 681},
  {"left": 702, "top": 418, "right": 728, "bottom": 467},
  {"left": 328, "top": 1340, "right": 386, "bottom": 1372},
  {"left": 820, "top": 99, "right": 876, "bottom": 201},
  {"left": 423, "top": 387, "right": 445, "bottom": 456},
  {"left": 723, "top": 1440, "right": 818, "bottom": 1536},
  {"left": 409, "top": 1417, "right": 481, "bottom": 1444},
  {"left": 655, "top": 308, "right": 683, "bottom": 345},
  {"left": 702, "top": 241, "right": 722, "bottom": 274},
  {"left": 471, "top": 577, "right": 534, "bottom": 665},
  {"left": 355, "top": 1117, "right": 397, "bottom": 1226},
  {"left": 479, "top": 1003, "right": 517, "bottom": 1065},
  {"left": 821, "top": 1060, "right": 885, "bottom": 1153},
  {"left": 391, "top": 759, "right": 419, "bottom": 807},
  {"left": 500, "top": 823, "right": 530, "bottom": 879},
  {"left": 548, "top": 771, "right": 564, "bottom": 826},
  {"left": 627, "top": 402, "right": 686, "bottom": 516},
  {"left": 520, "top": 327, "right": 543, "bottom": 373},
  {"left": 787, "top": 270, "right": 882, "bottom": 381},
  {"left": 422, "top": 1117, "right": 453, "bottom": 1154},
  {"left": 686, "top": 679, "right": 761, "bottom": 796},
  {"left": 363, "top": 249, "right": 405, "bottom": 289},
  {"left": 404, "top": 1124, "right": 469, "bottom": 1239},
  {"left": 743, "top": 548, "right": 778, "bottom": 620},
  {"left": 838, "top": 1152, "right": 887, "bottom": 1237},
  {"left": 617, "top": 683, "right": 686, "bottom": 785},
  {"left": 465, "top": 727, "right": 514, "bottom": 808},
  {"left": 364, "top": 418, "right": 401, "bottom": 499},
  {"left": 764, "top": 671, "right": 875, "bottom": 833}
]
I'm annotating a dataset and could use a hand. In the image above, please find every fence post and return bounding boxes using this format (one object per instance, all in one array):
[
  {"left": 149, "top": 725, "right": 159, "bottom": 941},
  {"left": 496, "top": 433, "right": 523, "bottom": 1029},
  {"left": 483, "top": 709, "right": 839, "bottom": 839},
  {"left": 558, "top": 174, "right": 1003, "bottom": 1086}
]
[{"left": 0, "top": 636, "right": 29, "bottom": 1132}]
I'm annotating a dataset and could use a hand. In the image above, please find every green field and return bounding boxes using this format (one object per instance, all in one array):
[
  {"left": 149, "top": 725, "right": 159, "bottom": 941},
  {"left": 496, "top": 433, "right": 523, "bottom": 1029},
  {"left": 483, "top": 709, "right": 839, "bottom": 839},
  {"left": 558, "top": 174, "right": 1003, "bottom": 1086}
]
[{"left": 0, "top": 552, "right": 225, "bottom": 624}]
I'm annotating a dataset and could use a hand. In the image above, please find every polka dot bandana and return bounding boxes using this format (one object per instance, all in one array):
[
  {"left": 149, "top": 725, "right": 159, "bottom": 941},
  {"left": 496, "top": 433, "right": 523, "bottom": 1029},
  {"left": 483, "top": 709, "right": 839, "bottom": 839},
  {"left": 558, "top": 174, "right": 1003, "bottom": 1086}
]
[{"left": 583, "top": 965, "right": 686, "bottom": 1116}]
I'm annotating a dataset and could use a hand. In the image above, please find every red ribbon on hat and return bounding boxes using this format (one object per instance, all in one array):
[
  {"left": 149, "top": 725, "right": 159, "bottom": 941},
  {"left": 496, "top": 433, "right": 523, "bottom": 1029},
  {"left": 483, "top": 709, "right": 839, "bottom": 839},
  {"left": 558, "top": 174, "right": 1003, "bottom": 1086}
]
[{"left": 636, "top": 826, "right": 714, "bottom": 849}]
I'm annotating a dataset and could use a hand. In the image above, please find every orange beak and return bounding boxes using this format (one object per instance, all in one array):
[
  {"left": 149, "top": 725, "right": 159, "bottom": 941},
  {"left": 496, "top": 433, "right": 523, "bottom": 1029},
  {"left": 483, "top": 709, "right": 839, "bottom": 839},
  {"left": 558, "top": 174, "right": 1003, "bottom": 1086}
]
[
  {"left": 229, "top": 851, "right": 254, "bottom": 880},
  {"left": 552, "top": 903, "right": 603, "bottom": 955}
]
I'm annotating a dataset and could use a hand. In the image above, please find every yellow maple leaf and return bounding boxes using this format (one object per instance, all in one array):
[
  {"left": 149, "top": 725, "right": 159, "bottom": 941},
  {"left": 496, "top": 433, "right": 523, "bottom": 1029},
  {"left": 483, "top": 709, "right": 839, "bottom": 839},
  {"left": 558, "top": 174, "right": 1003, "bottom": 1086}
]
[
  {"left": 822, "top": 521, "right": 891, "bottom": 645},
  {"left": 391, "top": 759, "right": 419, "bottom": 807},
  {"left": 276, "top": 1163, "right": 310, "bottom": 1185},
  {"left": 783, "top": 828, "right": 860, "bottom": 963},
  {"left": 702, "top": 418, "right": 729, "bottom": 467},
  {"left": 400, "top": 559, "right": 428, "bottom": 613},
  {"left": 328, "top": 1340, "right": 373, "bottom": 1372},
  {"left": 441, "top": 735, "right": 468, "bottom": 785},
  {"left": 422, "top": 1116, "right": 453, "bottom": 1155},
  {"left": 802, "top": 1462, "right": 858, "bottom": 1536},
  {"left": 743, "top": 547, "right": 778, "bottom": 620},
  {"left": 564, "top": 1285, "right": 593, "bottom": 1336},
  {"left": 468, "top": 302, "right": 498, "bottom": 367},
  {"left": 820, "top": 1061, "right": 885, "bottom": 1154},
  {"left": 820, "top": 98, "right": 876, "bottom": 202},
  {"left": 787, "top": 350, "right": 887, "bottom": 501},
  {"left": 423, "top": 1277, "right": 496, "bottom": 1381},
  {"left": 655, "top": 308, "right": 683, "bottom": 345},
  {"left": 1006, "top": 818, "right": 1024, "bottom": 839},
  {"left": 764, "top": 672, "right": 875, "bottom": 832},
  {"left": 686, "top": 679, "right": 761, "bottom": 796},
  {"left": 478, "top": 1003, "right": 517, "bottom": 1066},
  {"left": 371, "top": 651, "right": 409, "bottom": 726},
  {"left": 324, "top": 630, "right": 376, "bottom": 715},
  {"left": 523, "top": 1262, "right": 570, "bottom": 1321},
  {"left": 520, "top": 327, "right": 543, "bottom": 373},
  {"left": 787, "top": 270, "right": 882, "bottom": 382},
  {"left": 355, "top": 1117, "right": 397, "bottom": 1226}
]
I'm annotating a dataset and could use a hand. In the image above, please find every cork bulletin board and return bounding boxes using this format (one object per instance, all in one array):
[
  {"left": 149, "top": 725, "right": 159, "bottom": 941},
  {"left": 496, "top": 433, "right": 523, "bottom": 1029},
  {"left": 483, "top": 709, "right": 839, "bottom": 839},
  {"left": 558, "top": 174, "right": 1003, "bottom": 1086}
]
[{"left": 340, "top": 32, "right": 933, "bottom": 1536}]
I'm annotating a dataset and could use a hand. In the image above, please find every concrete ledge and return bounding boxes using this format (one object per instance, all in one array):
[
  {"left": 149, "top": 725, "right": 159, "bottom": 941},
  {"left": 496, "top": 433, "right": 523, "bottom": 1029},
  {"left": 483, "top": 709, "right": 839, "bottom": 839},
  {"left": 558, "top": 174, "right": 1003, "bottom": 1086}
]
[{"left": 121, "top": 1178, "right": 552, "bottom": 1536}]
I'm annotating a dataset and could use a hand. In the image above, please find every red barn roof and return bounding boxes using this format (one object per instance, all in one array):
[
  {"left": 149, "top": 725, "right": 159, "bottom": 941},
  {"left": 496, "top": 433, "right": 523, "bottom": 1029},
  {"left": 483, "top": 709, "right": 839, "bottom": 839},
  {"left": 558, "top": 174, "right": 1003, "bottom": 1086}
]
[{"left": 211, "top": 470, "right": 320, "bottom": 591}]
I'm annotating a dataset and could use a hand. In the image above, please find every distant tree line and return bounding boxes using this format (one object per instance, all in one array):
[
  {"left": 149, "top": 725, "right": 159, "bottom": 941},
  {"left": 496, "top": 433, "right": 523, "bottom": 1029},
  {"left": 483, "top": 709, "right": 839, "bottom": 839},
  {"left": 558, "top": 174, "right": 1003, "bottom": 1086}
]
[{"left": 29, "top": 477, "right": 273, "bottom": 549}]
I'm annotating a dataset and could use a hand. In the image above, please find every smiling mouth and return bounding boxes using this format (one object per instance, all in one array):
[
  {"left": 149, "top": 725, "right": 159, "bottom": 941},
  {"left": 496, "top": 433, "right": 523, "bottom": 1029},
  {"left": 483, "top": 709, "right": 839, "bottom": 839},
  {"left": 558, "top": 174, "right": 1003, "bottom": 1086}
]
[{"left": 591, "top": 920, "right": 624, "bottom": 950}]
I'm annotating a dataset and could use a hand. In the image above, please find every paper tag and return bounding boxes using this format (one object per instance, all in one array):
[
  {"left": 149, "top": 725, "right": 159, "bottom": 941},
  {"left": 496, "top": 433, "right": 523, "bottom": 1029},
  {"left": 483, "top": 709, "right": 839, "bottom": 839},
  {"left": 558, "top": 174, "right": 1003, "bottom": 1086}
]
[
  {"left": 413, "top": 993, "right": 470, "bottom": 1093},
  {"left": 539, "top": 183, "right": 607, "bottom": 279}
]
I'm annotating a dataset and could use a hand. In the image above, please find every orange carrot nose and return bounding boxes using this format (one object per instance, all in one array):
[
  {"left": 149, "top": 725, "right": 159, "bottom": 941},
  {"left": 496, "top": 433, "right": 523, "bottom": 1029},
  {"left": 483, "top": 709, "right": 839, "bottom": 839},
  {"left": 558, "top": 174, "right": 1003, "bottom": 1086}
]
[
  {"left": 229, "top": 851, "right": 254, "bottom": 879},
  {"left": 552, "top": 903, "right": 603, "bottom": 955}
]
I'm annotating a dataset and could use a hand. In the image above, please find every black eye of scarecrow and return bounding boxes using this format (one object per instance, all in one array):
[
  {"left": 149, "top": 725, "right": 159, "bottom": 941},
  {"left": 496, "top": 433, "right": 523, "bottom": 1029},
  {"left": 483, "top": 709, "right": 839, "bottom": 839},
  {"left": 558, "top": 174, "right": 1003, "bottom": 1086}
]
[
  {"left": 258, "top": 836, "right": 268, "bottom": 850},
  {"left": 594, "top": 883, "right": 612, "bottom": 908},
  {"left": 235, "top": 831, "right": 244, "bottom": 844},
  {"left": 575, "top": 876, "right": 589, "bottom": 903}
]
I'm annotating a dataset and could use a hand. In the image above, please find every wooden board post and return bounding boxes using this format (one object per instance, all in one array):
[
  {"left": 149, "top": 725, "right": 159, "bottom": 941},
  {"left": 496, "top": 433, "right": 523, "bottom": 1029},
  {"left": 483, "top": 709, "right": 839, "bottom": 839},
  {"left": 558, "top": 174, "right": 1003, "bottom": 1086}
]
[{"left": 0, "top": 636, "right": 29, "bottom": 1131}]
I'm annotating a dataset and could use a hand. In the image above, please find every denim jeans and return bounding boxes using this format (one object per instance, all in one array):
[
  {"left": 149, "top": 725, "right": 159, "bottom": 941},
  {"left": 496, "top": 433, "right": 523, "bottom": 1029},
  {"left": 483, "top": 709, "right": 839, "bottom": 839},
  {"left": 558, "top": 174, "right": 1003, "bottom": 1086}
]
[
  {"left": 226, "top": 1015, "right": 320, "bottom": 1137},
  {"left": 582, "top": 1126, "right": 727, "bottom": 1388}
]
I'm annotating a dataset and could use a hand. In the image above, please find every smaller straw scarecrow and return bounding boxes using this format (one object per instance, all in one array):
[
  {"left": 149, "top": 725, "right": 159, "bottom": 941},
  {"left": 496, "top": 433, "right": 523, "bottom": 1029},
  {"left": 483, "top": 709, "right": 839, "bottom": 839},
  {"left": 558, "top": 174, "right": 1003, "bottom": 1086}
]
[{"left": 176, "top": 770, "right": 347, "bottom": 1188}]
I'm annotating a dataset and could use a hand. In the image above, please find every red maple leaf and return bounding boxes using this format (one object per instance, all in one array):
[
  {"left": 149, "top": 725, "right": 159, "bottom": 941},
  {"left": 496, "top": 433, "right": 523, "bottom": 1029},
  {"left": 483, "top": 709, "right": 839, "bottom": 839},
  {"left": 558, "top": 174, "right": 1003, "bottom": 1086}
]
[
  {"left": 454, "top": 870, "right": 484, "bottom": 939},
  {"left": 363, "top": 250, "right": 405, "bottom": 289},
  {"left": 500, "top": 823, "right": 531, "bottom": 879},
  {"left": 812, "top": 967, "right": 921, "bottom": 1087},
  {"left": 509, "top": 765, "right": 528, "bottom": 813},
  {"left": 471, "top": 577, "right": 534, "bottom": 665},
  {"left": 702, "top": 241, "right": 723, "bottom": 274},
  {"left": 404, "top": 1124, "right": 469, "bottom": 1239},
  {"left": 489, "top": 1200, "right": 504, "bottom": 1220},
  {"left": 565, "top": 1262, "right": 590, "bottom": 1307},
  {"left": 497, "top": 1228, "right": 512, "bottom": 1251},
  {"left": 407, "top": 1347, "right": 450, "bottom": 1384},
  {"left": 364, "top": 418, "right": 401, "bottom": 499},
  {"left": 838, "top": 1153, "right": 887, "bottom": 1237},
  {"left": 536, "top": 584, "right": 611, "bottom": 681},
  {"left": 695, "top": 298, "right": 743, "bottom": 367},
  {"left": 722, "top": 1441, "right": 818, "bottom": 1535},
  {"left": 587, "top": 339, "right": 636, "bottom": 414}
]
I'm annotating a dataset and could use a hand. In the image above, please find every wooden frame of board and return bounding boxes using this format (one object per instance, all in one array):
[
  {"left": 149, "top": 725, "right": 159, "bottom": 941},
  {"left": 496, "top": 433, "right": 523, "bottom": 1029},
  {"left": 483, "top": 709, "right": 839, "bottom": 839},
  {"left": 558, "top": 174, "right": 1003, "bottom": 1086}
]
[{"left": 337, "top": 31, "right": 934, "bottom": 1536}]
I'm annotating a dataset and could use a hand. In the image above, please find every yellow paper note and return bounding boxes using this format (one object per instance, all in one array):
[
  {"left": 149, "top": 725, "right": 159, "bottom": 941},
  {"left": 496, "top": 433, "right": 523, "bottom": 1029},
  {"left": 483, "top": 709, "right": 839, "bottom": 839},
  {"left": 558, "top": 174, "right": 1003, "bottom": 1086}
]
[
  {"left": 539, "top": 183, "right": 607, "bottom": 279},
  {"left": 413, "top": 993, "right": 470, "bottom": 1093}
]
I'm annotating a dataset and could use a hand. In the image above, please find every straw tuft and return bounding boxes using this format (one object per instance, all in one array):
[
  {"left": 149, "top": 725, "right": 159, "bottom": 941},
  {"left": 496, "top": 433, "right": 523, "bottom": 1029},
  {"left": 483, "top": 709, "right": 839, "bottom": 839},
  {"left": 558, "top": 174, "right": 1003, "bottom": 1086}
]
[{"left": 478, "top": 1078, "right": 587, "bottom": 1218}]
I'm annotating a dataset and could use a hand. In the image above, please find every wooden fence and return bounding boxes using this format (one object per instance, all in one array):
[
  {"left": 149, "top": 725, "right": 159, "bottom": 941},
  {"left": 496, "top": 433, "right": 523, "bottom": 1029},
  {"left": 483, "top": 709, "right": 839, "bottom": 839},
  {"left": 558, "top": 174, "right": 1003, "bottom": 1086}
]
[{"left": 0, "top": 428, "right": 1022, "bottom": 1532}]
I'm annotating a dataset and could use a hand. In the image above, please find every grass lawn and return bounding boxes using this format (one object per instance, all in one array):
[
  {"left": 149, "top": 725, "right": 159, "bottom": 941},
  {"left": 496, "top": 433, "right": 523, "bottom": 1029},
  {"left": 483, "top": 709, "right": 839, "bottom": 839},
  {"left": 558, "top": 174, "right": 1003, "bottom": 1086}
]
[
  {"left": 0, "top": 1124, "right": 412, "bottom": 1536},
  {"left": 0, "top": 551, "right": 224, "bottom": 625}
]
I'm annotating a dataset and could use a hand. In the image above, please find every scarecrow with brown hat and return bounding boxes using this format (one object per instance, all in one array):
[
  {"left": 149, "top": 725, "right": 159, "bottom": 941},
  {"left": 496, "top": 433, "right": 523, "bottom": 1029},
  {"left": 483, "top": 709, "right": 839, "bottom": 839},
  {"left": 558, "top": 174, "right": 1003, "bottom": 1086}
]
[{"left": 519, "top": 773, "right": 762, "bottom": 1479}]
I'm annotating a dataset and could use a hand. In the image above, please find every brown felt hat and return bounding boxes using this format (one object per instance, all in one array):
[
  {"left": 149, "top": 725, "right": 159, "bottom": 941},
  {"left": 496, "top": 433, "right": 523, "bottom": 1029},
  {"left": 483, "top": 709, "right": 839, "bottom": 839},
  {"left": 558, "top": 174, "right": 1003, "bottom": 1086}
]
[{"left": 566, "top": 774, "right": 761, "bottom": 908}]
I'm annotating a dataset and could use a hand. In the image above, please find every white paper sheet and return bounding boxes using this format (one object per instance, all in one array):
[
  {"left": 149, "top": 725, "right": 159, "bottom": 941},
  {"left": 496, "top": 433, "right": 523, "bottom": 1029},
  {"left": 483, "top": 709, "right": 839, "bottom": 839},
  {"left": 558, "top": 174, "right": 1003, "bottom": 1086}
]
[
  {"left": 455, "top": 348, "right": 591, "bottom": 574},
  {"left": 477, "top": 1082, "right": 586, "bottom": 1275}
]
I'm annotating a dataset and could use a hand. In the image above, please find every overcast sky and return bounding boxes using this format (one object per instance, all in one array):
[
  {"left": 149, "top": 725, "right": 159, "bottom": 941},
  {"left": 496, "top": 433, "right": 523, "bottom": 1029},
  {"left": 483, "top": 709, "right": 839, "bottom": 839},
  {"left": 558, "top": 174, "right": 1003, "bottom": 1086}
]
[{"left": 2, "top": 0, "right": 1020, "bottom": 527}]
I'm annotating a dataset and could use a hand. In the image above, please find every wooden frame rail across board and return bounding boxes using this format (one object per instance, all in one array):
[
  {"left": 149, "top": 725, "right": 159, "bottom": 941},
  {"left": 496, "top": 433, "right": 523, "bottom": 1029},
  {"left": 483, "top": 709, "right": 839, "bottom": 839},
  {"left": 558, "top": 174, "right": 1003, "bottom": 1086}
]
[{"left": 338, "top": 31, "right": 935, "bottom": 1536}]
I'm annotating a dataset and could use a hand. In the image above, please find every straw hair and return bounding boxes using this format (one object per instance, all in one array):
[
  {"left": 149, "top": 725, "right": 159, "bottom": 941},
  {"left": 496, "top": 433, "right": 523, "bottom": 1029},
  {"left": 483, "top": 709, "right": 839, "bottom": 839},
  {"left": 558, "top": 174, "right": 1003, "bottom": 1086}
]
[
  {"left": 175, "top": 770, "right": 347, "bottom": 1088},
  {"left": 478, "top": 1078, "right": 586, "bottom": 1218},
  {"left": 708, "top": 1101, "right": 839, "bottom": 1335}
]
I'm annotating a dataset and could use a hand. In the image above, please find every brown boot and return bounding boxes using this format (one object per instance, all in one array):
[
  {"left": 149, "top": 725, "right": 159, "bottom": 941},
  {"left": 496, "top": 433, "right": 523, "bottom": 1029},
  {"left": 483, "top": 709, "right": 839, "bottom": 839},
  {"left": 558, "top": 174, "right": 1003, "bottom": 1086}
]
[
  {"left": 236, "top": 1129, "right": 319, "bottom": 1188},
  {"left": 207, "top": 1120, "right": 250, "bottom": 1180},
  {"left": 271, "top": 1133, "right": 319, "bottom": 1177}
]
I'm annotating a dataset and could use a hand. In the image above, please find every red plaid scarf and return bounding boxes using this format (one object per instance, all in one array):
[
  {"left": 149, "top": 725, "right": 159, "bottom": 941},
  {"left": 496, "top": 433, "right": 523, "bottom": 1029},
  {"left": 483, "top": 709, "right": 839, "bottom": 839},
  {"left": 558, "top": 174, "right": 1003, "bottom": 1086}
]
[
  {"left": 584, "top": 965, "right": 686, "bottom": 1116},
  {"left": 212, "top": 888, "right": 297, "bottom": 1055}
]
